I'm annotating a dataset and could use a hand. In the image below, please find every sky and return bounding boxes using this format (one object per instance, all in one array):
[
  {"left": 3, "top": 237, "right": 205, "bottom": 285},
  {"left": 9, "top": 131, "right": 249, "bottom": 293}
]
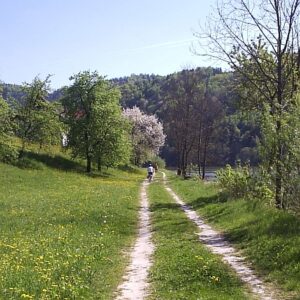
[{"left": 0, "top": 0, "right": 219, "bottom": 89}]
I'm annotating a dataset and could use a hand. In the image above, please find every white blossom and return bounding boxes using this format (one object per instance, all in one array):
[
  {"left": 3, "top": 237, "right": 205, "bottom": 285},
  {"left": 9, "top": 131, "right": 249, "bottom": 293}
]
[{"left": 123, "top": 106, "right": 166, "bottom": 163}]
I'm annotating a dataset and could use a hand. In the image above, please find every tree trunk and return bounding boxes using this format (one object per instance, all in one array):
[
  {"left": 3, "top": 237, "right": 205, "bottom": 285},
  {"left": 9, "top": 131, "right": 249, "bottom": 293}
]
[
  {"left": 275, "top": 160, "right": 283, "bottom": 208},
  {"left": 180, "top": 144, "right": 186, "bottom": 176},
  {"left": 97, "top": 157, "right": 102, "bottom": 171},
  {"left": 85, "top": 130, "right": 92, "bottom": 173},
  {"left": 177, "top": 153, "right": 182, "bottom": 175},
  {"left": 87, "top": 156, "right": 92, "bottom": 173},
  {"left": 19, "top": 140, "right": 26, "bottom": 159},
  {"left": 197, "top": 132, "right": 202, "bottom": 176},
  {"left": 275, "top": 121, "right": 283, "bottom": 208},
  {"left": 275, "top": 43, "right": 283, "bottom": 208},
  {"left": 197, "top": 149, "right": 201, "bottom": 176},
  {"left": 202, "top": 135, "right": 209, "bottom": 180}
]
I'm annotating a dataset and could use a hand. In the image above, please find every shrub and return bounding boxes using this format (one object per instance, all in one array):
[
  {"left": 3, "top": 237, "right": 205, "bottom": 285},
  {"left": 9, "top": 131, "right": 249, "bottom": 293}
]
[
  {"left": 217, "top": 164, "right": 251, "bottom": 198},
  {"left": 217, "top": 164, "right": 275, "bottom": 203},
  {"left": 148, "top": 155, "right": 166, "bottom": 170},
  {"left": 249, "top": 170, "right": 274, "bottom": 204},
  {"left": 0, "top": 143, "right": 19, "bottom": 163}
]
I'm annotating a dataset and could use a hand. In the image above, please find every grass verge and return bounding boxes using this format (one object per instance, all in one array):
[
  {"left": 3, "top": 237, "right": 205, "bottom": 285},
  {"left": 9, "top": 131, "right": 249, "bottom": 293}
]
[
  {"left": 147, "top": 175, "right": 252, "bottom": 300},
  {"left": 167, "top": 172, "right": 300, "bottom": 299},
  {"left": 0, "top": 160, "right": 143, "bottom": 299}
]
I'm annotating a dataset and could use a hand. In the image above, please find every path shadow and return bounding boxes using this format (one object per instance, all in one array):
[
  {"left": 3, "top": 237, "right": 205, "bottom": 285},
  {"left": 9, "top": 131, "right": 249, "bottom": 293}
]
[{"left": 150, "top": 202, "right": 181, "bottom": 212}]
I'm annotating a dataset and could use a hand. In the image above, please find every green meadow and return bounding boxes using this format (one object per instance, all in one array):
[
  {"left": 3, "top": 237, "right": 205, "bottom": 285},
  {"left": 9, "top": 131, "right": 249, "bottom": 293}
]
[
  {"left": 1, "top": 153, "right": 300, "bottom": 300},
  {"left": 0, "top": 157, "right": 143, "bottom": 299}
]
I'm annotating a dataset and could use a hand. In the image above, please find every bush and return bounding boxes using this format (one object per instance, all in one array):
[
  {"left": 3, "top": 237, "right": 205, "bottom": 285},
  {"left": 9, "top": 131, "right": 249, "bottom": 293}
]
[
  {"left": 282, "top": 171, "right": 300, "bottom": 211},
  {"left": 217, "top": 164, "right": 275, "bottom": 203},
  {"left": 0, "top": 143, "right": 19, "bottom": 163},
  {"left": 217, "top": 164, "right": 251, "bottom": 198},
  {"left": 148, "top": 155, "right": 166, "bottom": 170},
  {"left": 249, "top": 170, "right": 274, "bottom": 204}
]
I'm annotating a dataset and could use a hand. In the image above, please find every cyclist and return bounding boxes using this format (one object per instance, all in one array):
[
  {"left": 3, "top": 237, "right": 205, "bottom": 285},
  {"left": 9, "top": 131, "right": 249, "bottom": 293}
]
[{"left": 147, "top": 164, "right": 154, "bottom": 182}]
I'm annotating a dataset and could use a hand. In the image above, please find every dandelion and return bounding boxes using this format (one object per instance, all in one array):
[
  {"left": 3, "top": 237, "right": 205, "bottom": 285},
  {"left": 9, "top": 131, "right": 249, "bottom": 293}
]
[
  {"left": 210, "top": 275, "right": 220, "bottom": 283},
  {"left": 20, "top": 294, "right": 33, "bottom": 299}
]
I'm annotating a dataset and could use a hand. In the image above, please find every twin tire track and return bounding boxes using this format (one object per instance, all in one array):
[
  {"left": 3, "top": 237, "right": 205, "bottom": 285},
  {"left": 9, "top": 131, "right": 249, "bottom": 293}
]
[
  {"left": 115, "top": 180, "right": 154, "bottom": 300},
  {"left": 115, "top": 173, "right": 275, "bottom": 300}
]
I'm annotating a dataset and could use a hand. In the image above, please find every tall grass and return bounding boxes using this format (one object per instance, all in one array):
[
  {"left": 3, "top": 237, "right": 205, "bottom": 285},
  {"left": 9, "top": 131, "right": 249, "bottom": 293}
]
[
  {"left": 0, "top": 160, "right": 143, "bottom": 299},
  {"left": 167, "top": 172, "right": 300, "bottom": 299}
]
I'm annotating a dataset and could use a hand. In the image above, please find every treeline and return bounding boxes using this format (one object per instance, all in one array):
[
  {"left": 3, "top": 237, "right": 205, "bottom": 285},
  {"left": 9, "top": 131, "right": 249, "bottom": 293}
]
[
  {"left": 113, "top": 68, "right": 259, "bottom": 170},
  {"left": 0, "top": 83, "right": 63, "bottom": 103},
  {"left": 1, "top": 69, "right": 260, "bottom": 171},
  {"left": 0, "top": 72, "right": 165, "bottom": 173}
]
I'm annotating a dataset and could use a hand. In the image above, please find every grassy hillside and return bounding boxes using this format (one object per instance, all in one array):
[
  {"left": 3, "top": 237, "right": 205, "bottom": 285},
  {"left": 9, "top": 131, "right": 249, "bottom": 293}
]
[
  {"left": 167, "top": 172, "right": 300, "bottom": 300},
  {"left": 0, "top": 157, "right": 144, "bottom": 299}
]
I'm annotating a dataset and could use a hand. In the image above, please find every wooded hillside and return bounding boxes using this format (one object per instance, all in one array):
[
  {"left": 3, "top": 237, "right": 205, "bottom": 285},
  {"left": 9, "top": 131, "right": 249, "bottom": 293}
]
[{"left": 1, "top": 68, "right": 259, "bottom": 168}]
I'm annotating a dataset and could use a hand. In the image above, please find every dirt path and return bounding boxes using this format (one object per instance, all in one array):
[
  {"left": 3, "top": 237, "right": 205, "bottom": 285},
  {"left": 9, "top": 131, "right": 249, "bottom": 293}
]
[
  {"left": 115, "top": 180, "right": 154, "bottom": 300},
  {"left": 161, "top": 172, "right": 276, "bottom": 300}
]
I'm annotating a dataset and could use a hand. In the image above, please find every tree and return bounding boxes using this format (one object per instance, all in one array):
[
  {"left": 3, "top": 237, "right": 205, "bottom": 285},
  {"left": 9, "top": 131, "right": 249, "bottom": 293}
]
[
  {"left": 15, "top": 76, "right": 62, "bottom": 157},
  {"left": 92, "top": 100, "right": 131, "bottom": 171},
  {"left": 195, "top": 0, "right": 300, "bottom": 208},
  {"left": 162, "top": 68, "right": 223, "bottom": 177},
  {"left": 162, "top": 70, "right": 200, "bottom": 175},
  {"left": 0, "top": 94, "right": 12, "bottom": 140},
  {"left": 123, "top": 106, "right": 166, "bottom": 165},
  {"left": 62, "top": 71, "right": 130, "bottom": 172},
  {"left": 192, "top": 72, "right": 224, "bottom": 179},
  {"left": 0, "top": 92, "right": 17, "bottom": 162}
]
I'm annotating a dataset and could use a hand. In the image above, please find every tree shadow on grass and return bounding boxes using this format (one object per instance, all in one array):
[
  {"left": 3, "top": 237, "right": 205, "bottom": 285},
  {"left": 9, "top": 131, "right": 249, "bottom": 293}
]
[
  {"left": 189, "top": 191, "right": 300, "bottom": 240},
  {"left": 223, "top": 221, "right": 256, "bottom": 244},
  {"left": 264, "top": 213, "right": 300, "bottom": 238},
  {"left": 23, "top": 151, "right": 85, "bottom": 173},
  {"left": 18, "top": 152, "right": 122, "bottom": 179},
  {"left": 187, "top": 192, "right": 229, "bottom": 210},
  {"left": 205, "top": 204, "right": 300, "bottom": 243},
  {"left": 118, "top": 165, "right": 144, "bottom": 174}
]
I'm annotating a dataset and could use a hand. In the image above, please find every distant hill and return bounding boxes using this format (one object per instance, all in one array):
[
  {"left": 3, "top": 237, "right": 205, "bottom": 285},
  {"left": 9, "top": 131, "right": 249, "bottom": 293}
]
[
  {"left": 111, "top": 73, "right": 165, "bottom": 114},
  {"left": 0, "top": 83, "right": 64, "bottom": 104},
  {"left": 0, "top": 83, "right": 25, "bottom": 104}
]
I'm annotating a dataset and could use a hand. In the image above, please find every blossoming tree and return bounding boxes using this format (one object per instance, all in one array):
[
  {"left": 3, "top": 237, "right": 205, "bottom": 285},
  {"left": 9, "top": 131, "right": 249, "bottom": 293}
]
[{"left": 123, "top": 106, "right": 166, "bottom": 165}]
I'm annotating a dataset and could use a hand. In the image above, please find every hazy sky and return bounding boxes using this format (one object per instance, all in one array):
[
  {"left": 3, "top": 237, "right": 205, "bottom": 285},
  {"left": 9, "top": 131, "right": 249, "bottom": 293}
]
[{"left": 0, "top": 0, "right": 218, "bottom": 88}]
